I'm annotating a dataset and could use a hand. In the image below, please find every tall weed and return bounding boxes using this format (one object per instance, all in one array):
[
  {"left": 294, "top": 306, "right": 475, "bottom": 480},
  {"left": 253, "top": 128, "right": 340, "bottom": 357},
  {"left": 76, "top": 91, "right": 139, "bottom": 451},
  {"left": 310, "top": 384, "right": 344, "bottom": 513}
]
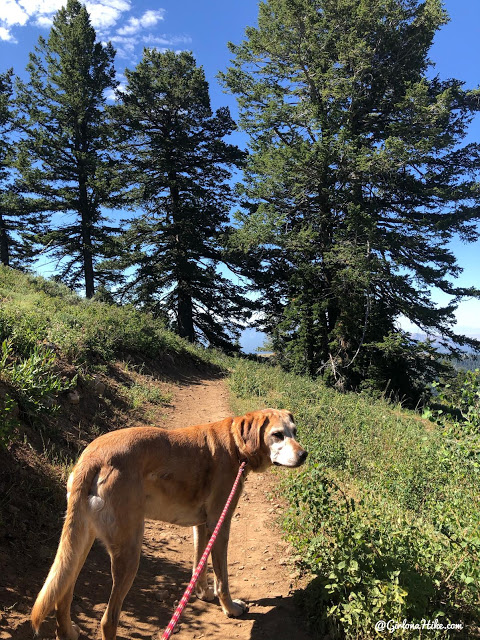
[{"left": 0, "top": 338, "right": 73, "bottom": 428}]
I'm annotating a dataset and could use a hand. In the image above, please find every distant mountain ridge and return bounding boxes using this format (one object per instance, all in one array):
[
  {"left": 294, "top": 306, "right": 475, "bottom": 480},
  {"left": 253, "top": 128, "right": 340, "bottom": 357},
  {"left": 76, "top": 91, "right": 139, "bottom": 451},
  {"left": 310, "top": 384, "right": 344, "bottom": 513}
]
[
  {"left": 409, "top": 331, "right": 480, "bottom": 353},
  {"left": 241, "top": 327, "right": 480, "bottom": 355}
]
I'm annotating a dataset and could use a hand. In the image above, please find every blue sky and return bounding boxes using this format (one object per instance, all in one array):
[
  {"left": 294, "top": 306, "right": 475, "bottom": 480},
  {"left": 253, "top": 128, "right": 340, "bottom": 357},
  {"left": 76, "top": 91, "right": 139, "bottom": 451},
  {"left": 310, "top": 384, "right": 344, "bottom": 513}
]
[{"left": 1, "top": 0, "right": 479, "bottom": 349}]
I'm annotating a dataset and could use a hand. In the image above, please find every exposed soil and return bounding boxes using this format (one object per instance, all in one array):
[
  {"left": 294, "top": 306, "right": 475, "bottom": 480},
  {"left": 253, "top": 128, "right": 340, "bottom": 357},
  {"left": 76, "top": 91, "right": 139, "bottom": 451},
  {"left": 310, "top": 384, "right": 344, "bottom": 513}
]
[{"left": 1, "top": 375, "right": 314, "bottom": 640}]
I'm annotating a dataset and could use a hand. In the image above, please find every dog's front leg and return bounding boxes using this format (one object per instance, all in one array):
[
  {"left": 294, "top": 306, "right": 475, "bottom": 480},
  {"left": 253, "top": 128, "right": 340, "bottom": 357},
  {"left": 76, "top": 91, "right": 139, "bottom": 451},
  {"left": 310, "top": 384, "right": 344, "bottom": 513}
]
[
  {"left": 210, "top": 521, "right": 248, "bottom": 617},
  {"left": 193, "top": 524, "right": 215, "bottom": 602}
]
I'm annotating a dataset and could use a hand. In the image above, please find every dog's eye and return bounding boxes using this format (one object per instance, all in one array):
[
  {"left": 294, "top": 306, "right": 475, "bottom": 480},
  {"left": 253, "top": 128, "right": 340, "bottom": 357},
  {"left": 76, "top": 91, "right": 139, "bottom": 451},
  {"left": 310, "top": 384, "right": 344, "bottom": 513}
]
[{"left": 272, "top": 432, "right": 284, "bottom": 440}]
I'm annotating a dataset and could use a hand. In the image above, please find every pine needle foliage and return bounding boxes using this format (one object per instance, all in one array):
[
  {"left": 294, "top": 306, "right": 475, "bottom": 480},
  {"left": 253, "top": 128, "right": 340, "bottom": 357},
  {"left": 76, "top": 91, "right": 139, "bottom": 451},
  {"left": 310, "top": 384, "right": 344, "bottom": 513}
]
[
  {"left": 0, "top": 69, "right": 48, "bottom": 268},
  {"left": 111, "top": 49, "right": 252, "bottom": 350},
  {"left": 15, "top": 0, "right": 122, "bottom": 297},
  {"left": 222, "top": 0, "right": 480, "bottom": 398}
]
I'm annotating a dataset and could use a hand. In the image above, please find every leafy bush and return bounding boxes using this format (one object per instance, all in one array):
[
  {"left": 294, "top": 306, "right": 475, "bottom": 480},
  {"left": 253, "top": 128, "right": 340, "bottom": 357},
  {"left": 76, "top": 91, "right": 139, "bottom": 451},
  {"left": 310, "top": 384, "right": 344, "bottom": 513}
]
[
  {"left": 423, "top": 368, "right": 480, "bottom": 484},
  {"left": 426, "top": 369, "right": 480, "bottom": 434},
  {"left": 0, "top": 338, "right": 72, "bottom": 419},
  {"left": 229, "top": 359, "right": 480, "bottom": 638}
]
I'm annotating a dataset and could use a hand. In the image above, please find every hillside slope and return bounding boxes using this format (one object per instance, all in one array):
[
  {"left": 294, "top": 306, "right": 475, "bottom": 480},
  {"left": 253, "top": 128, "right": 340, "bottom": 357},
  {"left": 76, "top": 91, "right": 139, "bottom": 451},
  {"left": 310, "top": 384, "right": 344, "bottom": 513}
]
[
  {"left": 0, "top": 266, "right": 228, "bottom": 599},
  {"left": 2, "top": 266, "right": 479, "bottom": 639}
]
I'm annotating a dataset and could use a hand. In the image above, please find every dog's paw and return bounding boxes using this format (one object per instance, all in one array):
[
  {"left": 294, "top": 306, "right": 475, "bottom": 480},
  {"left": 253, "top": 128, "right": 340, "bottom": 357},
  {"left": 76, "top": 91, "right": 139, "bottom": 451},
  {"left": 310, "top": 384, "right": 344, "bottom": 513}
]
[
  {"left": 57, "top": 622, "right": 81, "bottom": 640},
  {"left": 226, "top": 599, "right": 248, "bottom": 617},
  {"left": 195, "top": 586, "right": 215, "bottom": 602}
]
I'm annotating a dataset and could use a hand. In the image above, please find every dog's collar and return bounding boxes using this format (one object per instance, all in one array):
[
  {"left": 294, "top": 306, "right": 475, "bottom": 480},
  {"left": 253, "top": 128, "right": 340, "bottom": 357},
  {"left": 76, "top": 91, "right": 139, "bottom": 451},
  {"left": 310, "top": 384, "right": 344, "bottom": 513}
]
[{"left": 237, "top": 455, "right": 249, "bottom": 469}]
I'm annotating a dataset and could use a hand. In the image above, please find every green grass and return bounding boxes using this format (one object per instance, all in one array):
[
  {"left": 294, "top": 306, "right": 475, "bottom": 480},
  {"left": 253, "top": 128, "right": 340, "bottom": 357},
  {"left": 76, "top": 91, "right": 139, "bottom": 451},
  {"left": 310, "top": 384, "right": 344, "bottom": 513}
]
[
  {"left": 122, "top": 381, "right": 173, "bottom": 410},
  {"left": 0, "top": 265, "right": 232, "bottom": 367},
  {"left": 0, "top": 266, "right": 212, "bottom": 365},
  {"left": 0, "top": 265, "right": 228, "bottom": 442},
  {"left": 228, "top": 359, "right": 480, "bottom": 639}
]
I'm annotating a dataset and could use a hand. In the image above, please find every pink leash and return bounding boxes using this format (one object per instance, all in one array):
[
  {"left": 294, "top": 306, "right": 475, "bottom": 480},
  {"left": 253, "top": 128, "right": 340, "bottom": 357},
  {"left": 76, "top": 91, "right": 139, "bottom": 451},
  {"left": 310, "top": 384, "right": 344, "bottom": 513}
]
[{"left": 161, "top": 461, "right": 247, "bottom": 639}]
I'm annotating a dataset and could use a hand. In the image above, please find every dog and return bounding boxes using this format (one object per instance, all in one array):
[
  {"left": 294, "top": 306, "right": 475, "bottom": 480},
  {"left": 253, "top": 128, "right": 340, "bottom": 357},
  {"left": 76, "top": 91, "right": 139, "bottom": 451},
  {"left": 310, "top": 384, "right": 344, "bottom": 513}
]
[{"left": 31, "top": 408, "right": 307, "bottom": 640}]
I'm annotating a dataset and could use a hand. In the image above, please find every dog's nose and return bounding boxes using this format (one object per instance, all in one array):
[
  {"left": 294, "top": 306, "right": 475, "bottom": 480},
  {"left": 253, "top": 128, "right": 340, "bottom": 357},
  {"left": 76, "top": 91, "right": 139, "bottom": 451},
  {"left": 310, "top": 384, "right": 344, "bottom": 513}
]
[{"left": 298, "top": 450, "right": 308, "bottom": 462}]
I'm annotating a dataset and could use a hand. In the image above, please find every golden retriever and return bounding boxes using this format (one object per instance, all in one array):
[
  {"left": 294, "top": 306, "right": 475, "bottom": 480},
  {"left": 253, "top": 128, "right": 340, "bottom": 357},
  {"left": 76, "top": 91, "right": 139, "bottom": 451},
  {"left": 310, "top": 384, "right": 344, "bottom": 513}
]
[{"left": 31, "top": 408, "right": 307, "bottom": 640}]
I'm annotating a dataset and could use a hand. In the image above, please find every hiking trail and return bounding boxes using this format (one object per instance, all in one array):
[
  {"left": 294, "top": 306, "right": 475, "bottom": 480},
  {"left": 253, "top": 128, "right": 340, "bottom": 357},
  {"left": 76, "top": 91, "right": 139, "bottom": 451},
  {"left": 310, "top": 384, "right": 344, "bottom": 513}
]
[{"left": 2, "top": 376, "right": 314, "bottom": 640}]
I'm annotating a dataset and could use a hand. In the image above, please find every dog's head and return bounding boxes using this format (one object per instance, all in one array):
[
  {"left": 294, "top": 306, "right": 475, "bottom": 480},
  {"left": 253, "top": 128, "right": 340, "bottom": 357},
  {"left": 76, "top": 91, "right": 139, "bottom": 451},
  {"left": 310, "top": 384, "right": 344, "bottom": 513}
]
[{"left": 232, "top": 409, "right": 308, "bottom": 472}]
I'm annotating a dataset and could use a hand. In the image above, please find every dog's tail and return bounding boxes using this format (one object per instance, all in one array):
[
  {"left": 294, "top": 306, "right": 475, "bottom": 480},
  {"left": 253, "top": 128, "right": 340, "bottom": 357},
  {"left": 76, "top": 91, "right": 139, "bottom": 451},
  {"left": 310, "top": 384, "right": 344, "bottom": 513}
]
[{"left": 31, "top": 462, "right": 99, "bottom": 634}]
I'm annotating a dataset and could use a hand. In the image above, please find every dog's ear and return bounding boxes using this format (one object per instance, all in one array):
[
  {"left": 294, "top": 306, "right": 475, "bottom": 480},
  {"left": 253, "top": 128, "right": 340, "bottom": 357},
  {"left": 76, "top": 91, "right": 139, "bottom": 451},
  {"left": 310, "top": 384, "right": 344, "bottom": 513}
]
[{"left": 240, "top": 411, "right": 270, "bottom": 455}]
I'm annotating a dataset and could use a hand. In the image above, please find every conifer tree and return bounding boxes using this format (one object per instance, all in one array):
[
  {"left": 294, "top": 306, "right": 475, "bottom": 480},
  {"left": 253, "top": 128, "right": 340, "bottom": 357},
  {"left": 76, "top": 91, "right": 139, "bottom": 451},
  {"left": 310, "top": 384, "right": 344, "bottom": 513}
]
[
  {"left": 112, "top": 49, "right": 250, "bottom": 349},
  {"left": 222, "top": 0, "right": 480, "bottom": 396},
  {"left": 0, "top": 69, "right": 48, "bottom": 269},
  {"left": 16, "top": 0, "right": 121, "bottom": 296}
]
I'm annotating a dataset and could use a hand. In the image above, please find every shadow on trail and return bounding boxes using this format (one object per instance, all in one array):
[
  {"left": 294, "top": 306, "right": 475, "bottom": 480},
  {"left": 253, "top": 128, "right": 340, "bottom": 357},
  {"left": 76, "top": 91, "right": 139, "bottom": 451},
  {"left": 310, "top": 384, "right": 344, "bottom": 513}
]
[
  {"left": 5, "top": 532, "right": 195, "bottom": 640},
  {"left": 2, "top": 529, "right": 313, "bottom": 640},
  {"left": 246, "top": 594, "right": 314, "bottom": 640},
  {"left": 118, "top": 351, "right": 227, "bottom": 388}
]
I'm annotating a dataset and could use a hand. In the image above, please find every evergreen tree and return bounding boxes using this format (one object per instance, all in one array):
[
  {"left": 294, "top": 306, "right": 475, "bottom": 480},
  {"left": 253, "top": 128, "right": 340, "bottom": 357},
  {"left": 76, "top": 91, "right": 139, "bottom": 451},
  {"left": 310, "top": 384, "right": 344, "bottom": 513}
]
[
  {"left": 16, "top": 0, "right": 121, "bottom": 297},
  {"left": 0, "top": 69, "right": 48, "bottom": 269},
  {"left": 222, "top": 0, "right": 480, "bottom": 396},
  {"left": 112, "top": 49, "right": 251, "bottom": 350}
]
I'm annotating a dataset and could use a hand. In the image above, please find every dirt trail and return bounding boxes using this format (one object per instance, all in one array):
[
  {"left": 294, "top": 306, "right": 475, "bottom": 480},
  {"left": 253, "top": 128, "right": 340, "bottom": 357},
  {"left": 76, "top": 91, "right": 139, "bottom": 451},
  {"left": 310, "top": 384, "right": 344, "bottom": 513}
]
[{"left": 3, "top": 376, "right": 314, "bottom": 640}]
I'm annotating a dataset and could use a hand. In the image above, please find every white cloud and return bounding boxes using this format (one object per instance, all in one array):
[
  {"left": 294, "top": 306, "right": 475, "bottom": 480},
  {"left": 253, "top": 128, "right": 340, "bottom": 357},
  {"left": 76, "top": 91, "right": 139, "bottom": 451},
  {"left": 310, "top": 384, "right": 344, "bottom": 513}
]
[
  {"left": 0, "top": 0, "right": 132, "bottom": 40},
  {"left": 138, "top": 8, "right": 164, "bottom": 28},
  {"left": 0, "top": 1, "right": 190, "bottom": 72},
  {"left": 85, "top": 0, "right": 131, "bottom": 31},
  {"left": 18, "top": 0, "right": 64, "bottom": 14},
  {"left": 34, "top": 15, "right": 54, "bottom": 28},
  {"left": 142, "top": 33, "right": 191, "bottom": 46},
  {"left": 108, "top": 33, "right": 136, "bottom": 57},
  {"left": 117, "top": 8, "right": 164, "bottom": 36},
  {"left": 2, "top": 0, "right": 29, "bottom": 27},
  {"left": 110, "top": 31, "right": 191, "bottom": 59},
  {"left": 0, "top": 25, "right": 17, "bottom": 41},
  {"left": 104, "top": 71, "right": 126, "bottom": 100},
  {"left": 104, "top": 87, "right": 116, "bottom": 101}
]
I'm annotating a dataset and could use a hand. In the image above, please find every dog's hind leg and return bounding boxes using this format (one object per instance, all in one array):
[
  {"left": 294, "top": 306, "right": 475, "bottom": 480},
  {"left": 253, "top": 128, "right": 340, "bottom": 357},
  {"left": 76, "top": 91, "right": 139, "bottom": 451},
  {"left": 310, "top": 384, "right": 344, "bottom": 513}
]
[
  {"left": 100, "top": 525, "right": 143, "bottom": 640},
  {"left": 55, "top": 528, "right": 95, "bottom": 640},
  {"left": 192, "top": 525, "right": 214, "bottom": 602}
]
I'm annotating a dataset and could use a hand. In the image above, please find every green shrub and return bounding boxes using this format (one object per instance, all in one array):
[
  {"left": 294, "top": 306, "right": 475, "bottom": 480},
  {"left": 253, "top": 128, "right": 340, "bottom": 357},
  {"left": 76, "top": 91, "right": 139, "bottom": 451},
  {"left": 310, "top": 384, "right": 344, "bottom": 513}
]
[
  {"left": 0, "top": 265, "right": 229, "bottom": 443},
  {"left": 0, "top": 265, "right": 225, "bottom": 368},
  {"left": 228, "top": 359, "right": 480, "bottom": 638},
  {"left": 427, "top": 369, "right": 480, "bottom": 434},
  {"left": 0, "top": 338, "right": 72, "bottom": 415}
]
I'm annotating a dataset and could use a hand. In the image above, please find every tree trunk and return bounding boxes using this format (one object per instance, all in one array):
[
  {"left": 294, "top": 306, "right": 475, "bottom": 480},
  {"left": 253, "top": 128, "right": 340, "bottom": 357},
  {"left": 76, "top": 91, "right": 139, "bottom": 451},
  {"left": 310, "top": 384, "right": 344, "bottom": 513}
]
[
  {"left": 177, "top": 288, "right": 195, "bottom": 342},
  {"left": 304, "top": 303, "right": 316, "bottom": 377},
  {"left": 79, "top": 179, "right": 95, "bottom": 298},
  {"left": 169, "top": 169, "right": 195, "bottom": 342},
  {"left": 0, "top": 213, "right": 9, "bottom": 266}
]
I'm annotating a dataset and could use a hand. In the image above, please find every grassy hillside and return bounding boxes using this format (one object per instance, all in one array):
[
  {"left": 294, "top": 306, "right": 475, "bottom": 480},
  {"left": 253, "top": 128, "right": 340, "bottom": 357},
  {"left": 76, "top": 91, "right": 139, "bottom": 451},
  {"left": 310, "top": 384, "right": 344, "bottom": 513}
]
[
  {"left": 0, "top": 265, "right": 228, "bottom": 562},
  {"left": 229, "top": 360, "right": 480, "bottom": 639},
  {"left": 0, "top": 266, "right": 228, "bottom": 443}
]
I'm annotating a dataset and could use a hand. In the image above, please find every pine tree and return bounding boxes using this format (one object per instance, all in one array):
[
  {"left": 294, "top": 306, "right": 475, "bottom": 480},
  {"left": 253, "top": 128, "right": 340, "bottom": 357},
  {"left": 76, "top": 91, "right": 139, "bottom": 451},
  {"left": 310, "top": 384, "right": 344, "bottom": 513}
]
[
  {"left": 0, "top": 69, "right": 48, "bottom": 269},
  {"left": 222, "top": 0, "right": 480, "bottom": 396},
  {"left": 16, "top": 0, "right": 121, "bottom": 297},
  {"left": 112, "top": 49, "right": 251, "bottom": 349}
]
